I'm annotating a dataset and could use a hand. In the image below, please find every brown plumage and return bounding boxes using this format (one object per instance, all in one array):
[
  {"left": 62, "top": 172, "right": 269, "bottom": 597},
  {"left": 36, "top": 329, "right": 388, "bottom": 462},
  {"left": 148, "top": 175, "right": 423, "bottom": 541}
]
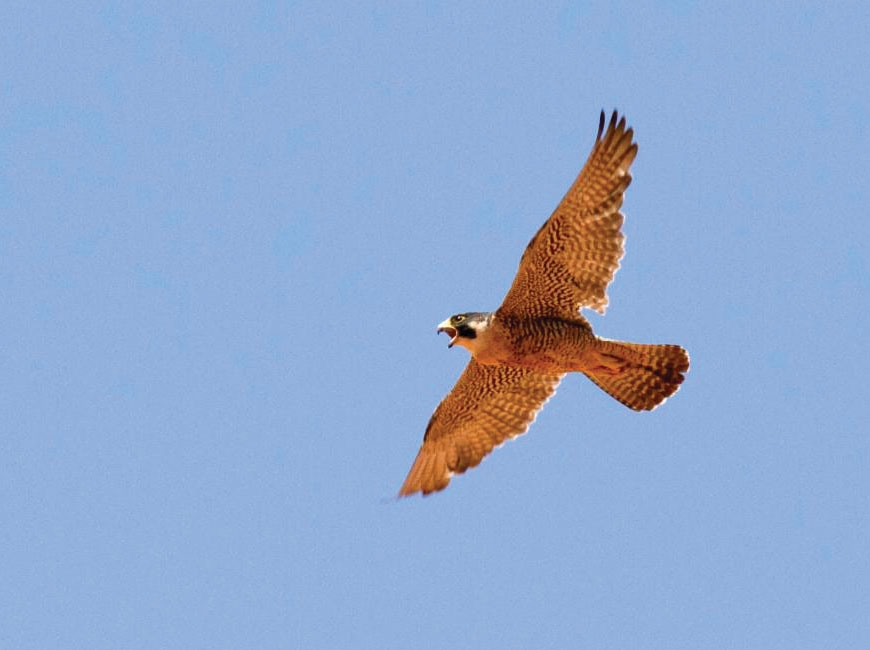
[
  {"left": 400, "top": 361, "right": 562, "bottom": 495},
  {"left": 399, "top": 111, "right": 689, "bottom": 497}
]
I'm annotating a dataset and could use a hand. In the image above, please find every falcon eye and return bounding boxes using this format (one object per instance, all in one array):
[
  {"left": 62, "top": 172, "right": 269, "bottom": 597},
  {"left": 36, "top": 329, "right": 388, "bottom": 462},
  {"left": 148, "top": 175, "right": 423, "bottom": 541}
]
[{"left": 453, "top": 314, "right": 466, "bottom": 323}]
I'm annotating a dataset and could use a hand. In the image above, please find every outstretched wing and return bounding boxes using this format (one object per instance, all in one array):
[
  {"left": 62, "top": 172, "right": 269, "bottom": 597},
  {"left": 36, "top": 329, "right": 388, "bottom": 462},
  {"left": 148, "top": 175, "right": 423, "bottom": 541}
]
[
  {"left": 497, "top": 111, "right": 637, "bottom": 320},
  {"left": 399, "top": 359, "right": 562, "bottom": 497}
]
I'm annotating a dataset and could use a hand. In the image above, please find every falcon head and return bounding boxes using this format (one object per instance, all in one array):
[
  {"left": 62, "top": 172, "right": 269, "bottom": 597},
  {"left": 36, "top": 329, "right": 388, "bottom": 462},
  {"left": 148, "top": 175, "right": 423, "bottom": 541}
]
[{"left": 437, "top": 312, "right": 491, "bottom": 350}]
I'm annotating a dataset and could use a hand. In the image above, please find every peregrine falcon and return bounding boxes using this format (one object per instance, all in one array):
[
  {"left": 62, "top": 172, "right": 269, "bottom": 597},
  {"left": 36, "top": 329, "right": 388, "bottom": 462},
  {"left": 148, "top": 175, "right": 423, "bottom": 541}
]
[{"left": 399, "top": 111, "right": 689, "bottom": 497}]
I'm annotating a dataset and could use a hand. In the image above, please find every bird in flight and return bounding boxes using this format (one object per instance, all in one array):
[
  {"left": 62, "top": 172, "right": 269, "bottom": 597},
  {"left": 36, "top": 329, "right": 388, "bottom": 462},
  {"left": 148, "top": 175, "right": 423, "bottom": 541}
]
[{"left": 399, "top": 111, "right": 689, "bottom": 497}]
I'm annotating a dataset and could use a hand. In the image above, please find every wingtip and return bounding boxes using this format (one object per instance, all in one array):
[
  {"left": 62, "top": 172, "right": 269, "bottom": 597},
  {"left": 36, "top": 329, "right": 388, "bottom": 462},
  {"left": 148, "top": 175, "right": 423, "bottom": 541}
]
[
  {"left": 597, "top": 108, "right": 629, "bottom": 142},
  {"left": 397, "top": 478, "right": 423, "bottom": 498},
  {"left": 397, "top": 482, "right": 445, "bottom": 498},
  {"left": 398, "top": 445, "right": 453, "bottom": 497}
]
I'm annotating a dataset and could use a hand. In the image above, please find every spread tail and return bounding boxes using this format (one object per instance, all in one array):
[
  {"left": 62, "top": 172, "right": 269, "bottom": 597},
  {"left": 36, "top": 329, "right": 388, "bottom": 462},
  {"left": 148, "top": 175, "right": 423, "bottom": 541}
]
[{"left": 584, "top": 339, "right": 689, "bottom": 411}]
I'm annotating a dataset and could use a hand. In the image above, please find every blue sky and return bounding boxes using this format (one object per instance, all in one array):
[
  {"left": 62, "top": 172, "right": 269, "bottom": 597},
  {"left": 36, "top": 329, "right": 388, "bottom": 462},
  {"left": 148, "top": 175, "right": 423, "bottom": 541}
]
[{"left": 2, "top": 2, "right": 868, "bottom": 648}]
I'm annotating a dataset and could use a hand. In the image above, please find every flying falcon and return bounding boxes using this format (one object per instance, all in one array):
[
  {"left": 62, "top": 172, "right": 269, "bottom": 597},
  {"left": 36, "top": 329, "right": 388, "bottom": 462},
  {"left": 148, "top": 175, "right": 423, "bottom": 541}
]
[{"left": 399, "top": 111, "right": 690, "bottom": 497}]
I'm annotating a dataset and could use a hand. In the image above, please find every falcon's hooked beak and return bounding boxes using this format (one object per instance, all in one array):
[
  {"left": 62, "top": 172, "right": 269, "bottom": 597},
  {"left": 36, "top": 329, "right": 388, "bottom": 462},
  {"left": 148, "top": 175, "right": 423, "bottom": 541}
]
[{"left": 437, "top": 318, "right": 458, "bottom": 348}]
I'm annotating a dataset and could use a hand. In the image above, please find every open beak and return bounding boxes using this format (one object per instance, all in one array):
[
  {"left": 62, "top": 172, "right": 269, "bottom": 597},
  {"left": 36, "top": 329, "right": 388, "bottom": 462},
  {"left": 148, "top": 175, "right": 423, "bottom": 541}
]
[{"left": 437, "top": 318, "right": 458, "bottom": 348}]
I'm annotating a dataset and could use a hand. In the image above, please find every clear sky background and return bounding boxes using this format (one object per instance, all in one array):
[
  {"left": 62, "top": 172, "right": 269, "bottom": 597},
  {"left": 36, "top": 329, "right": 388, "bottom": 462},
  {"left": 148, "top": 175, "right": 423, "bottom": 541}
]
[{"left": 2, "top": 2, "right": 868, "bottom": 649}]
